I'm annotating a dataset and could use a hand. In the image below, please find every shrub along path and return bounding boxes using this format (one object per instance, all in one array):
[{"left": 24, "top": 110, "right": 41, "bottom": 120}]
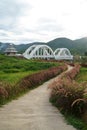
[{"left": 0, "top": 66, "right": 76, "bottom": 130}]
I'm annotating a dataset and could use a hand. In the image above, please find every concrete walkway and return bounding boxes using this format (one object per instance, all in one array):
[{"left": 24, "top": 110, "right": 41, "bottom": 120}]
[{"left": 0, "top": 66, "right": 76, "bottom": 130}]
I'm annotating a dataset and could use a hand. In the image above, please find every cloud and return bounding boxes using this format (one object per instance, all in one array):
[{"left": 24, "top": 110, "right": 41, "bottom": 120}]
[
  {"left": 0, "top": 0, "right": 87, "bottom": 44},
  {"left": 23, "top": 17, "right": 64, "bottom": 39},
  {"left": 0, "top": 0, "right": 33, "bottom": 43},
  {"left": 0, "top": 0, "right": 32, "bottom": 31},
  {"left": 0, "top": 0, "right": 32, "bottom": 18}
]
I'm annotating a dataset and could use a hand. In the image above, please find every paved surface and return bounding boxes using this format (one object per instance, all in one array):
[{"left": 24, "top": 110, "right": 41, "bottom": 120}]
[{"left": 0, "top": 66, "right": 76, "bottom": 130}]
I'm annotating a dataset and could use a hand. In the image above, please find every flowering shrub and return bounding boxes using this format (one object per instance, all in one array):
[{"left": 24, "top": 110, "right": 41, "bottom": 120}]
[
  {"left": 50, "top": 79, "right": 87, "bottom": 116},
  {"left": 67, "top": 63, "right": 75, "bottom": 67},
  {"left": 18, "top": 65, "right": 67, "bottom": 89},
  {"left": 49, "top": 64, "right": 87, "bottom": 117},
  {"left": 0, "top": 64, "right": 67, "bottom": 105},
  {"left": 0, "top": 82, "right": 9, "bottom": 104},
  {"left": 81, "top": 64, "right": 87, "bottom": 67},
  {"left": 64, "top": 64, "right": 81, "bottom": 80}
]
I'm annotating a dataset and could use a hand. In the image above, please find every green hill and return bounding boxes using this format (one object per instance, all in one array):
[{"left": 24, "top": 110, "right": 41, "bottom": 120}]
[
  {"left": 0, "top": 37, "right": 87, "bottom": 55},
  {"left": 47, "top": 37, "right": 87, "bottom": 55},
  {"left": 74, "top": 37, "right": 87, "bottom": 55},
  {"left": 47, "top": 37, "right": 74, "bottom": 50}
]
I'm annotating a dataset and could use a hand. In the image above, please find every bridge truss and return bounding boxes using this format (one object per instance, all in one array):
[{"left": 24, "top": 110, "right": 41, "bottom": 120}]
[{"left": 23, "top": 45, "right": 73, "bottom": 60}]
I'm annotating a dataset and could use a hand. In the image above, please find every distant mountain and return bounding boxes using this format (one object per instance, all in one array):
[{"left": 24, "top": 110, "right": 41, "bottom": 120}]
[
  {"left": 15, "top": 42, "right": 45, "bottom": 53},
  {"left": 46, "top": 37, "right": 87, "bottom": 55},
  {"left": 47, "top": 37, "right": 74, "bottom": 50},
  {"left": 0, "top": 37, "right": 87, "bottom": 55},
  {"left": 47, "top": 37, "right": 75, "bottom": 54},
  {"left": 73, "top": 37, "right": 87, "bottom": 55},
  {"left": 0, "top": 42, "right": 45, "bottom": 53},
  {"left": 0, "top": 42, "right": 10, "bottom": 52}
]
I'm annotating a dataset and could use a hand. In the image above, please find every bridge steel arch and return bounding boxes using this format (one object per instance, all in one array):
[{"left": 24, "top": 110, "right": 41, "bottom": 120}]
[
  {"left": 23, "top": 45, "right": 55, "bottom": 59},
  {"left": 54, "top": 48, "right": 73, "bottom": 60}
]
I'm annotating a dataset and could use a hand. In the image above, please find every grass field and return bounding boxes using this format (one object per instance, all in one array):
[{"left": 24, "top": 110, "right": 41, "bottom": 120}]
[
  {"left": 49, "top": 65, "right": 87, "bottom": 130},
  {"left": 71, "top": 66, "right": 87, "bottom": 130},
  {"left": 67, "top": 66, "right": 87, "bottom": 130},
  {"left": 0, "top": 54, "right": 59, "bottom": 85},
  {"left": 0, "top": 71, "right": 38, "bottom": 85},
  {"left": 0, "top": 54, "right": 64, "bottom": 105},
  {"left": 75, "top": 67, "right": 87, "bottom": 82}
]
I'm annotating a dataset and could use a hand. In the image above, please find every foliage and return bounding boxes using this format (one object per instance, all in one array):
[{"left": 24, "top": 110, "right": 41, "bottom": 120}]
[
  {"left": 84, "top": 52, "right": 87, "bottom": 56},
  {"left": 75, "top": 67, "right": 87, "bottom": 83},
  {"left": 0, "top": 55, "right": 59, "bottom": 73},
  {"left": 0, "top": 55, "right": 67, "bottom": 105},
  {"left": 17, "top": 65, "right": 67, "bottom": 89},
  {"left": 64, "top": 113, "right": 87, "bottom": 130},
  {"left": 1, "top": 37, "right": 87, "bottom": 55},
  {"left": 49, "top": 64, "right": 87, "bottom": 129},
  {"left": 80, "top": 56, "right": 87, "bottom": 64},
  {"left": 0, "top": 54, "right": 59, "bottom": 84},
  {"left": 49, "top": 65, "right": 87, "bottom": 117},
  {"left": 64, "top": 64, "right": 81, "bottom": 80},
  {"left": 50, "top": 79, "right": 87, "bottom": 117}
]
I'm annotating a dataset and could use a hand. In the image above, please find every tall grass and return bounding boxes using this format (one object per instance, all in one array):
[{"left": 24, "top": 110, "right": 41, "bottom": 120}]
[
  {"left": 49, "top": 64, "right": 87, "bottom": 130},
  {"left": 75, "top": 67, "right": 87, "bottom": 83},
  {"left": 50, "top": 78, "right": 87, "bottom": 116},
  {"left": 18, "top": 65, "right": 67, "bottom": 89},
  {"left": 64, "top": 114, "right": 87, "bottom": 130},
  {"left": 0, "top": 54, "right": 67, "bottom": 105},
  {"left": 0, "top": 64, "right": 67, "bottom": 105},
  {"left": 0, "top": 54, "right": 59, "bottom": 85}
]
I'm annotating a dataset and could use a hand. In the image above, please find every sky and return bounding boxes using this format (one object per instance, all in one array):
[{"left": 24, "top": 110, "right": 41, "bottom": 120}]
[{"left": 0, "top": 0, "right": 87, "bottom": 44}]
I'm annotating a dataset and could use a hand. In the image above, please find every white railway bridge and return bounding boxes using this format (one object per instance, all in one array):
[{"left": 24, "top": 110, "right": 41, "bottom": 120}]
[
  {"left": 54, "top": 48, "right": 73, "bottom": 60},
  {"left": 23, "top": 45, "right": 73, "bottom": 60}
]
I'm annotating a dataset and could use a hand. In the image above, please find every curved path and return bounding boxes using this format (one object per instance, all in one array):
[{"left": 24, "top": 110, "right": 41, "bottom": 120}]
[{"left": 0, "top": 66, "right": 76, "bottom": 130}]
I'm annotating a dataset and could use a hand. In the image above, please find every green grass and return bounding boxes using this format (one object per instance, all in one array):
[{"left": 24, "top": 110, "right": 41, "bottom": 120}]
[
  {"left": 63, "top": 113, "right": 87, "bottom": 130},
  {"left": 50, "top": 99, "right": 87, "bottom": 130},
  {"left": 0, "top": 54, "right": 62, "bottom": 106},
  {"left": 75, "top": 67, "right": 87, "bottom": 83},
  {"left": 0, "top": 71, "right": 39, "bottom": 85},
  {"left": 50, "top": 66, "right": 87, "bottom": 130},
  {"left": 0, "top": 54, "right": 59, "bottom": 85},
  {"left": 66, "top": 66, "right": 87, "bottom": 130}
]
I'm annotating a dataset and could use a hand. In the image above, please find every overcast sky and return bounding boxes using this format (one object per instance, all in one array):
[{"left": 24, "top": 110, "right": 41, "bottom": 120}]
[{"left": 0, "top": 0, "right": 87, "bottom": 44}]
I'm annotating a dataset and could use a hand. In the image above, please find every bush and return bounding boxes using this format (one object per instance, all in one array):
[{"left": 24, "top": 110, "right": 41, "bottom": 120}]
[
  {"left": 49, "top": 64, "right": 87, "bottom": 117},
  {"left": 64, "top": 64, "right": 81, "bottom": 80},
  {"left": 0, "top": 82, "right": 9, "bottom": 104},
  {"left": 18, "top": 65, "right": 67, "bottom": 89},
  {"left": 0, "top": 64, "right": 67, "bottom": 105},
  {"left": 81, "top": 64, "right": 87, "bottom": 68},
  {"left": 50, "top": 78, "right": 87, "bottom": 116}
]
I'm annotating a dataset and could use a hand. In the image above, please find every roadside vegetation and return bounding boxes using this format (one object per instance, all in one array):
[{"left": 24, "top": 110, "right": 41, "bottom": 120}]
[
  {"left": 0, "top": 54, "right": 60, "bottom": 84},
  {"left": 0, "top": 54, "right": 66, "bottom": 106},
  {"left": 75, "top": 67, "right": 87, "bottom": 83},
  {"left": 2, "top": 54, "right": 87, "bottom": 130},
  {"left": 49, "top": 64, "right": 87, "bottom": 130}
]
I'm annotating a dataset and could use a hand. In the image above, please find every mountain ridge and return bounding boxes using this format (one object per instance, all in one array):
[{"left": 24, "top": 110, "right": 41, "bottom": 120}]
[{"left": 0, "top": 37, "right": 87, "bottom": 55}]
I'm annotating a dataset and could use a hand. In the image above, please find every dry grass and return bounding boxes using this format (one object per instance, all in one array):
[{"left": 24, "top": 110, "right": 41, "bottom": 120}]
[
  {"left": 0, "top": 64, "right": 67, "bottom": 105},
  {"left": 49, "top": 64, "right": 87, "bottom": 117}
]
